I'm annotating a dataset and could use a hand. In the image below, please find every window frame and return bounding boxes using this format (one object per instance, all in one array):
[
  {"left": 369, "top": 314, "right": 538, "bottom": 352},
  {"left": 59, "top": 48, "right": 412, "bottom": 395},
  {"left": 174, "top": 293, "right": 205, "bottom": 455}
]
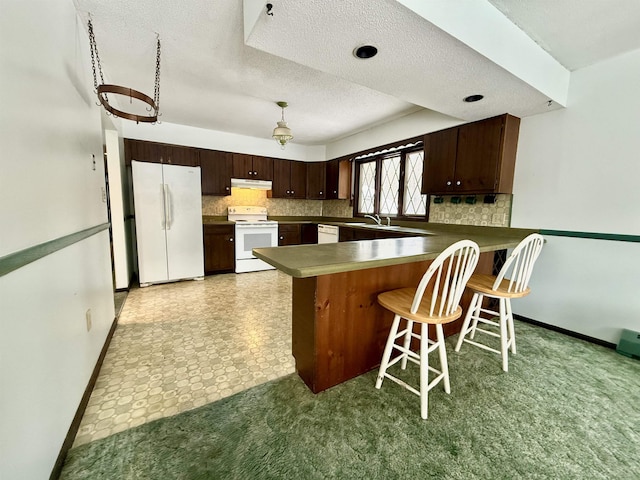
[{"left": 353, "top": 146, "right": 428, "bottom": 220}]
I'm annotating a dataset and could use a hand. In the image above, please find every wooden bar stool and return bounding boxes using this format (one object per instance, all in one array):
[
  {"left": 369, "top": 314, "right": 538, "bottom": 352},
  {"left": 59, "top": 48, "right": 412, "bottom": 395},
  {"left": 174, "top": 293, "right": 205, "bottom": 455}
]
[
  {"left": 376, "top": 240, "right": 480, "bottom": 420},
  {"left": 454, "top": 233, "right": 544, "bottom": 372}
]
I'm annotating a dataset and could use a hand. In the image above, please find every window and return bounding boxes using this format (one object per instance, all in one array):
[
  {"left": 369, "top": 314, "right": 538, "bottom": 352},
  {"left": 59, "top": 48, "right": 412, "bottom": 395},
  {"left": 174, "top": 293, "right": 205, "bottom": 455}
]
[{"left": 355, "top": 147, "right": 427, "bottom": 218}]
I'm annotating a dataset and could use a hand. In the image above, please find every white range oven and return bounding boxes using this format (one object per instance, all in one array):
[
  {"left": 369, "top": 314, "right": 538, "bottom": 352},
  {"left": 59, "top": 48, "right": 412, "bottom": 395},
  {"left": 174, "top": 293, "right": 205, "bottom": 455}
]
[{"left": 228, "top": 206, "right": 278, "bottom": 273}]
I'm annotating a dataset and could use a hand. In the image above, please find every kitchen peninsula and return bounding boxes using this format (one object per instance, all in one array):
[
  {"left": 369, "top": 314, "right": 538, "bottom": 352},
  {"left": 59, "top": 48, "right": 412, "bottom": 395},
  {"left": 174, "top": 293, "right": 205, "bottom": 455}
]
[{"left": 254, "top": 223, "right": 536, "bottom": 393}]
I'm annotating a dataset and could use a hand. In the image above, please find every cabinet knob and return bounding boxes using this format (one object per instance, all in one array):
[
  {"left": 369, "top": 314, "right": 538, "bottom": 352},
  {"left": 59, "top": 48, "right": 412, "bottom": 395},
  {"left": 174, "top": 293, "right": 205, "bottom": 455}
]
[
  {"left": 456, "top": 180, "right": 461, "bottom": 186},
  {"left": 229, "top": 238, "right": 234, "bottom": 242},
  {"left": 446, "top": 181, "right": 452, "bottom": 186},
  {"left": 291, "top": 190, "right": 294, "bottom": 195},
  {"left": 248, "top": 171, "right": 252, "bottom": 176},
  {"left": 279, "top": 236, "right": 284, "bottom": 240},
  {"left": 225, "top": 186, "right": 230, "bottom": 191},
  {"left": 319, "top": 191, "right": 323, "bottom": 195},
  {"left": 286, "top": 190, "right": 290, "bottom": 194},
  {"left": 253, "top": 171, "right": 257, "bottom": 176},
  {"left": 333, "top": 190, "right": 337, "bottom": 194}
]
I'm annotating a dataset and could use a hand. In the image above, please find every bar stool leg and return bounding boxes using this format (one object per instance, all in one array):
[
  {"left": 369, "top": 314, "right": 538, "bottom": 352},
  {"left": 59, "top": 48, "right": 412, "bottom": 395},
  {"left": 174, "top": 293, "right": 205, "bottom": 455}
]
[
  {"left": 420, "top": 323, "right": 429, "bottom": 419},
  {"left": 376, "top": 314, "right": 401, "bottom": 389},
  {"left": 499, "top": 298, "right": 509, "bottom": 372},
  {"left": 436, "top": 324, "right": 450, "bottom": 394},
  {"left": 401, "top": 320, "right": 414, "bottom": 369},
  {"left": 469, "top": 294, "right": 483, "bottom": 339},
  {"left": 455, "top": 292, "right": 478, "bottom": 352},
  {"left": 506, "top": 299, "right": 516, "bottom": 354}
]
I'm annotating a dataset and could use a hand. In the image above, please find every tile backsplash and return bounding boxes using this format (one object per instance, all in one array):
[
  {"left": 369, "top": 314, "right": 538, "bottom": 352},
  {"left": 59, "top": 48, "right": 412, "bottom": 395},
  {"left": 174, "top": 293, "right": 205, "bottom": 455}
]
[
  {"left": 202, "top": 188, "right": 510, "bottom": 225},
  {"left": 428, "top": 194, "right": 512, "bottom": 227},
  {"left": 202, "top": 189, "right": 352, "bottom": 218}
]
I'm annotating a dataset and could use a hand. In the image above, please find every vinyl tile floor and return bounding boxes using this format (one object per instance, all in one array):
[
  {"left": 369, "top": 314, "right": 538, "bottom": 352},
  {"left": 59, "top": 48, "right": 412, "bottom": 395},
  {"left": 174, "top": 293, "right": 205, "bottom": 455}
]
[{"left": 73, "top": 270, "right": 296, "bottom": 447}]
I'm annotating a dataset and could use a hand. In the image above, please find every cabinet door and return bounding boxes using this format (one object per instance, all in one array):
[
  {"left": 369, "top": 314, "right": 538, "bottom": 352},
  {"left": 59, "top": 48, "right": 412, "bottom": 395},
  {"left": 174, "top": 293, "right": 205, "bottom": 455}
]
[
  {"left": 338, "top": 227, "right": 356, "bottom": 242},
  {"left": 162, "top": 145, "right": 199, "bottom": 166},
  {"left": 252, "top": 156, "right": 274, "bottom": 180},
  {"left": 289, "top": 161, "right": 307, "bottom": 199},
  {"left": 326, "top": 159, "right": 339, "bottom": 199},
  {"left": 125, "top": 139, "right": 163, "bottom": 165},
  {"left": 271, "top": 159, "right": 291, "bottom": 198},
  {"left": 301, "top": 224, "right": 318, "bottom": 244},
  {"left": 232, "top": 153, "right": 254, "bottom": 178},
  {"left": 422, "top": 128, "right": 458, "bottom": 194},
  {"left": 306, "top": 162, "right": 326, "bottom": 199},
  {"left": 454, "top": 115, "right": 503, "bottom": 193},
  {"left": 203, "top": 225, "right": 235, "bottom": 274},
  {"left": 278, "top": 224, "right": 301, "bottom": 246},
  {"left": 325, "top": 159, "right": 351, "bottom": 200},
  {"left": 200, "top": 150, "right": 232, "bottom": 195}
]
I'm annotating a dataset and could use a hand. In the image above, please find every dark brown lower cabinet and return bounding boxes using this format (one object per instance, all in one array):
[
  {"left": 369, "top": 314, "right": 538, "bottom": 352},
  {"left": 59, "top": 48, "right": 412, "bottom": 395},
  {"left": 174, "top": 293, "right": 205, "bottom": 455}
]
[
  {"left": 301, "top": 224, "right": 318, "bottom": 244},
  {"left": 278, "top": 224, "right": 301, "bottom": 246},
  {"left": 203, "top": 224, "right": 235, "bottom": 274}
]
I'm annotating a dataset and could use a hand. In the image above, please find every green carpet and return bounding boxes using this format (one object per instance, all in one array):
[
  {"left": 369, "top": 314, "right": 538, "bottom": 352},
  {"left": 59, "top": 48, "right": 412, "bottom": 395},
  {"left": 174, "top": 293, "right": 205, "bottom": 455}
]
[{"left": 60, "top": 322, "right": 640, "bottom": 479}]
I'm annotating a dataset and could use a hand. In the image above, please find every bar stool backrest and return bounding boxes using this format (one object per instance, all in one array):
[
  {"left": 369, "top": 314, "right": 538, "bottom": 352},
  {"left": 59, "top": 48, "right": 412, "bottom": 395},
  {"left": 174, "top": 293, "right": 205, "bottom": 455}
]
[
  {"left": 411, "top": 240, "right": 480, "bottom": 317},
  {"left": 493, "top": 233, "right": 544, "bottom": 294}
]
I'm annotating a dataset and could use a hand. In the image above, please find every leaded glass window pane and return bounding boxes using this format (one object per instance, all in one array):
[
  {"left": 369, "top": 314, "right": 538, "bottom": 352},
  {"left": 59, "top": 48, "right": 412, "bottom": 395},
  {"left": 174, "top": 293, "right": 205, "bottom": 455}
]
[
  {"left": 379, "top": 156, "right": 400, "bottom": 215},
  {"left": 358, "top": 161, "right": 376, "bottom": 214},
  {"left": 403, "top": 150, "right": 427, "bottom": 216}
]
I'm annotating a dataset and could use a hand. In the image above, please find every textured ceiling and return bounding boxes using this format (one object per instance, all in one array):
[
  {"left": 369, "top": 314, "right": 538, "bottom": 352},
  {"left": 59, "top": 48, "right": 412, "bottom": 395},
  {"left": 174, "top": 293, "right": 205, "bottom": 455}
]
[
  {"left": 488, "top": 0, "right": 640, "bottom": 71},
  {"left": 73, "top": 0, "right": 640, "bottom": 146}
]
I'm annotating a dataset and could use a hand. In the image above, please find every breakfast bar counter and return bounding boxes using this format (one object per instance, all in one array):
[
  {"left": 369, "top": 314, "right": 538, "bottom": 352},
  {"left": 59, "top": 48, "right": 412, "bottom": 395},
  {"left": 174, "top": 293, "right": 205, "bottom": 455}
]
[{"left": 254, "top": 224, "right": 536, "bottom": 393}]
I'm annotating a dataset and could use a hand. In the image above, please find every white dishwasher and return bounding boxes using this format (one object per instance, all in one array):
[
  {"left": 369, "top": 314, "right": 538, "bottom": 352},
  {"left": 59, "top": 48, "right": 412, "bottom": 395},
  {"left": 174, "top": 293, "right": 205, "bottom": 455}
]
[{"left": 318, "top": 224, "right": 339, "bottom": 243}]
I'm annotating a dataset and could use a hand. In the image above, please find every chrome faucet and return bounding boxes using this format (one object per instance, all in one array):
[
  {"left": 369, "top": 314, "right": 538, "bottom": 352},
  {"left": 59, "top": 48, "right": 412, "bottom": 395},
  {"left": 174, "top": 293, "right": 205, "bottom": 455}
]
[
  {"left": 385, "top": 216, "right": 391, "bottom": 226},
  {"left": 364, "top": 214, "right": 382, "bottom": 225}
]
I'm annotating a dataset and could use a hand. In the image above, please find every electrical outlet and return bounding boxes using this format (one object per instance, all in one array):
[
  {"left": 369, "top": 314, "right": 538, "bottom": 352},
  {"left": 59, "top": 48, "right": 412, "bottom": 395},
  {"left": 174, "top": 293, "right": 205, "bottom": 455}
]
[
  {"left": 101, "top": 187, "right": 107, "bottom": 203},
  {"left": 86, "top": 309, "right": 92, "bottom": 331},
  {"left": 491, "top": 213, "right": 506, "bottom": 225}
]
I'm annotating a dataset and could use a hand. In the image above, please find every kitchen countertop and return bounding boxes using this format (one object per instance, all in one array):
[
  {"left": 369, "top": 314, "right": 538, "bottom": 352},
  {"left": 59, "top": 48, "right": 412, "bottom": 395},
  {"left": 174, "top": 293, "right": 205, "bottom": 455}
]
[{"left": 253, "top": 223, "right": 536, "bottom": 278}]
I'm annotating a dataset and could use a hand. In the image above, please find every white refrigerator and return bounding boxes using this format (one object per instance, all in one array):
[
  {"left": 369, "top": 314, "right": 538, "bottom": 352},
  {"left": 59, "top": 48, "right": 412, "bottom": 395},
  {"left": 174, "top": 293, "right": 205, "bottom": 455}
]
[{"left": 131, "top": 160, "right": 204, "bottom": 286}]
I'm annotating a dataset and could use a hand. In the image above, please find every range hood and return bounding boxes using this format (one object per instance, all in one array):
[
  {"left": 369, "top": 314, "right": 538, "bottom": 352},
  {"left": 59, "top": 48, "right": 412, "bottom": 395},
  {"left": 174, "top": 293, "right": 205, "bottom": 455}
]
[{"left": 231, "top": 178, "right": 272, "bottom": 190}]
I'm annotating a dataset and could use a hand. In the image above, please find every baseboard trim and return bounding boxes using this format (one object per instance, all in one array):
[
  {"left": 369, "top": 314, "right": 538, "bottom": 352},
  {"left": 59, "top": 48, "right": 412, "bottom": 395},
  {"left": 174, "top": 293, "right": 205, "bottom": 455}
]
[
  {"left": 50, "top": 316, "right": 119, "bottom": 480},
  {"left": 514, "top": 314, "right": 616, "bottom": 350}
]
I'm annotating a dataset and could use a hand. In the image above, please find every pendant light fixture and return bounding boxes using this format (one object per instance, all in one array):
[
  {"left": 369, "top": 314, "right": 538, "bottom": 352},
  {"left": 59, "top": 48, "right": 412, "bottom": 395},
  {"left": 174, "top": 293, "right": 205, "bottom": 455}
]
[{"left": 272, "top": 101, "right": 293, "bottom": 149}]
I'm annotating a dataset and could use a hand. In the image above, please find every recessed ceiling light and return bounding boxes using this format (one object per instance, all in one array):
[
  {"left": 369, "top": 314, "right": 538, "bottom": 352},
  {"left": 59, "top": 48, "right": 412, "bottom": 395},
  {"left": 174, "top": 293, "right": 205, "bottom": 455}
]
[
  {"left": 353, "top": 45, "right": 378, "bottom": 59},
  {"left": 464, "top": 94, "right": 484, "bottom": 103}
]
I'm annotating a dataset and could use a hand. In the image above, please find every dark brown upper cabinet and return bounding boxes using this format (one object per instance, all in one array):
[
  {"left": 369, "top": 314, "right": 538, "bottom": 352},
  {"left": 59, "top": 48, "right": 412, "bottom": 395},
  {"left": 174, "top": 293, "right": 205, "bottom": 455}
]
[
  {"left": 306, "top": 162, "right": 326, "bottom": 200},
  {"left": 270, "top": 159, "right": 307, "bottom": 199},
  {"left": 200, "top": 149, "right": 233, "bottom": 196},
  {"left": 232, "top": 153, "right": 273, "bottom": 181},
  {"left": 124, "top": 139, "right": 198, "bottom": 167},
  {"left": 326, "top": 159, "right": 351, "bottom": 200},
  {"left": 422, "top": 114, "right": 520, "bottom": 195}
]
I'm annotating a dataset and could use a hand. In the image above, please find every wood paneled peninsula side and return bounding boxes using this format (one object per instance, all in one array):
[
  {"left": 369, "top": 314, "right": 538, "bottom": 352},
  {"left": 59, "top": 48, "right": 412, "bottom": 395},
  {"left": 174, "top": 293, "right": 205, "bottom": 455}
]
[{"left": 253, "top": 223, "right": 537, "bottom": 394}]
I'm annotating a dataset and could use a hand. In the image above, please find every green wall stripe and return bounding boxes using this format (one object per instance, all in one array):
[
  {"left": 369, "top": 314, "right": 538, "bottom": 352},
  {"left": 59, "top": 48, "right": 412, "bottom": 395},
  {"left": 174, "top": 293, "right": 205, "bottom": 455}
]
[
  {"left": 540, "top": 229, "right": 640, "bottom": 243},
  {"left": 0, "top": 223, "right": 110, "bottom": 278}
]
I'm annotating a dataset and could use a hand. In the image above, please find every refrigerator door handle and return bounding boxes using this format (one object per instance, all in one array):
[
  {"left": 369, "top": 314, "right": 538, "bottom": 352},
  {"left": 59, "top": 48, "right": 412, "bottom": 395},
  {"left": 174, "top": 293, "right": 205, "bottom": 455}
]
[
  {"left": 164, "top": 184, "right": 172, "bottom": 230},
  {"left": 160, "top": 184, "right": 167, "bottom": 230}
]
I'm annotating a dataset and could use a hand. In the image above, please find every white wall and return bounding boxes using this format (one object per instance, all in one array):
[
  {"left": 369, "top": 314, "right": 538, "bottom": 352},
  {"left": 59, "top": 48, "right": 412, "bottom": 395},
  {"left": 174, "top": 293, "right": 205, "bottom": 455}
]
[
  {"left": 327, "top": 109, "right": 462, "bottom": 159},
  {"left": 511, "top": 49, "right": 640, "bottom": 343},
  {"left": 0, "top": 1, "right": 114, "bottom": 478},
  {"left": 106, "top": 129, "right": 130, "bottom": 289},
  {"left": 122, "top": 108, "right": 462, "bottom": 162},
  {"left": 123, "top": 121, "right": 327, "bottom": 162}
]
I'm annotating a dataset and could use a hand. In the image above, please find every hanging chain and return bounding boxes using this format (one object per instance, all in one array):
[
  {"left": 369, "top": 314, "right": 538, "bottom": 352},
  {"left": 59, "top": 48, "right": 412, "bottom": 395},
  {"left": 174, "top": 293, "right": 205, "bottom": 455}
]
[
  {"left": 153, "top": 36, "right": 161, "bottom": 115},
  {"left": 87, "top": 19, "right": 106, "bottom": 105}
]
